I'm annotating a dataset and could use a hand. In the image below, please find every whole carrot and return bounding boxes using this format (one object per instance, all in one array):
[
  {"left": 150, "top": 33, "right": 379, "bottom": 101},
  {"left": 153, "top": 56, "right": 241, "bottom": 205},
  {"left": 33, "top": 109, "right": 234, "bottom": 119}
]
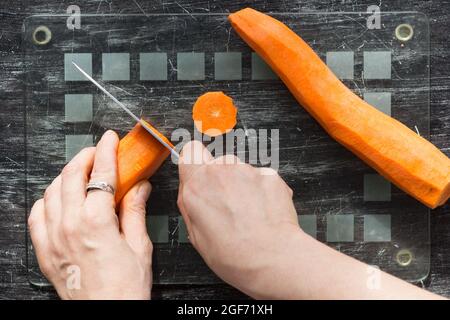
[{"left": 229, "top": 8, "right": 450, "bottom": 208}]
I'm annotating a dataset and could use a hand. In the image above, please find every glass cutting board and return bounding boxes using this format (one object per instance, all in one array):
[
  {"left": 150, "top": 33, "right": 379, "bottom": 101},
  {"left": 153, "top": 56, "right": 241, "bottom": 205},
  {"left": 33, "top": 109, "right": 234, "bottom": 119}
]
[{"left": 23, "top": 12, "right": 430, "bottom": 286}]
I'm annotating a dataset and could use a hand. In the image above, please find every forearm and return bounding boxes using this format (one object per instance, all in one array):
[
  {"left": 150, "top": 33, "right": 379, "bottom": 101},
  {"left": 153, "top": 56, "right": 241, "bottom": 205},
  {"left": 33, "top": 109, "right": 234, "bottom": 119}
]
[{"left": 245, "top": 229, "right": 443, "bottom": 300}]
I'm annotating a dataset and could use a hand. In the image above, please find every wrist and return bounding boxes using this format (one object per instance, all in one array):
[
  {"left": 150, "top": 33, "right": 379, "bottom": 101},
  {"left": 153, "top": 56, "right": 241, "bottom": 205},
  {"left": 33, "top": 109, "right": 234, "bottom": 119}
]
[{"left": 239, "top": 225, "right": 307, "bottom": 299}]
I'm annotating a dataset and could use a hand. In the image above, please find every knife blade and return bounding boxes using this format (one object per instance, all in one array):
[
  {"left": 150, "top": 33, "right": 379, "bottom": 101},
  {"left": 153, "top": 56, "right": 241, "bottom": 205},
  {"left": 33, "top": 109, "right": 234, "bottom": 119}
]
[{"left": 72, "top": 62, "right": 179, "bottom": 159}]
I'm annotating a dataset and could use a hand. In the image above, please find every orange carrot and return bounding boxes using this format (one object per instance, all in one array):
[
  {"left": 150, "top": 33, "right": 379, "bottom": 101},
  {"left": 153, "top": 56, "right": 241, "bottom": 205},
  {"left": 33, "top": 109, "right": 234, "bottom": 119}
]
[
  {"left": 192, "top": 91, "right": 238, "bottom": 137},
  {"left": 229, "top": 8, "right": 450, "bottom": 209},
  {"left": 115, "top": 120, "right": 173, "bottom": 204}
]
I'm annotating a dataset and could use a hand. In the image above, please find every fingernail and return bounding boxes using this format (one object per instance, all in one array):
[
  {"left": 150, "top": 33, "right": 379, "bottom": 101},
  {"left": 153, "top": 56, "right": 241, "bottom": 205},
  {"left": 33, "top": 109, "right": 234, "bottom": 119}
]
[
  {"left": 104, "top": 130, "right": 115, "bottom": 137},
  {"left": 137, "top": 181, "right": 151, "bottom": 201}
]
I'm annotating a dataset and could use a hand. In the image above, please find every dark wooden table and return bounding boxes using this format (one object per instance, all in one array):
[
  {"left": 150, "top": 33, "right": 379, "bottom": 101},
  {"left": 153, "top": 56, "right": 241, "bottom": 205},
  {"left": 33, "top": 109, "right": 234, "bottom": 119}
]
[{"left": 1, "top": 0, "right": 449, "bottom": 300}]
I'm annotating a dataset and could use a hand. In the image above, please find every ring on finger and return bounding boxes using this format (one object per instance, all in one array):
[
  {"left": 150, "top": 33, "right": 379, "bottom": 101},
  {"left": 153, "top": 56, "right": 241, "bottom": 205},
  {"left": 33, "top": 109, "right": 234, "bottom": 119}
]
[{"left": 86, "top": 181, "right": 115, "bottom": 195}]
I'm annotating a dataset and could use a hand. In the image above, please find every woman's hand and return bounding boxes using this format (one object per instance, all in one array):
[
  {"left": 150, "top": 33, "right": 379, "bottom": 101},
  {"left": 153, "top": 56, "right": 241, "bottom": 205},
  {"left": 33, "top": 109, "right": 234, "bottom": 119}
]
[
  {"left": 177, "top": 141, "right": 302, "bottom": 298},
  {"left": 28, "top": 131, "right": 153, "bottom": 300}
]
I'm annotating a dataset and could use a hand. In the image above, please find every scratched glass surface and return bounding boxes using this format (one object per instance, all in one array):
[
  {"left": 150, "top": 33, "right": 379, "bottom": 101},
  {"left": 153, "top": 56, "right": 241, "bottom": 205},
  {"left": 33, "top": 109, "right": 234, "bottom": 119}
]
[{"left": 23, "top": 13, "right": 430, "bottom": 286}]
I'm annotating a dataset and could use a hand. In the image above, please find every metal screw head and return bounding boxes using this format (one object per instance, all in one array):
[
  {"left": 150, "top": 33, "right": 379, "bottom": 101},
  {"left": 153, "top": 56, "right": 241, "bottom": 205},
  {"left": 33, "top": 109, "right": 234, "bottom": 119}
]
[
  {"left": 32, "top": 26, "right": 52, "bottom": 45},
  {"left": 395, "top": 24, "right": 414, "bottom": 42},
  {"left": 396, "top": 249, "right": 413, "bottom": 267}
]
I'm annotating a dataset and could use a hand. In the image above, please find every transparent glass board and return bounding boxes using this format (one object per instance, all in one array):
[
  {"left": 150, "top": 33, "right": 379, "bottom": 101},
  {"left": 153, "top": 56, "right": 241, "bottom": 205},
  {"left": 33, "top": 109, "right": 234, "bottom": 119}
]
[{"left": 23, "top": 12, "right": 430, "bottom": 286}]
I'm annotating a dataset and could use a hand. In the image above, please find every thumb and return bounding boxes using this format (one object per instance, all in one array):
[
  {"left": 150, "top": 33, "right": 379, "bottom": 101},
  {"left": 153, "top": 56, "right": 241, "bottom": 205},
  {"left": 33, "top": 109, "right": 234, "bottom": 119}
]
[
  {"left": 178, "top": 140, "right": 213, "bottom": 184},
  {"left": 119, "top": 180, "right": 152, "bottom": 255}
]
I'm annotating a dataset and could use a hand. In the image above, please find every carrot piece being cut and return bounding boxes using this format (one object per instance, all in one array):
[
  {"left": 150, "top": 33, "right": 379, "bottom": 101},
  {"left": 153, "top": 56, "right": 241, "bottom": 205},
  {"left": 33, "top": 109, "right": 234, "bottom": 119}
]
[
  {"left": 229, "top": 8, "right": 450, "bottom": 209},
  {"left": 115, "top": 120, "right": 173, "bottom": 204},
  {"left": 192, "top": 91, "right": 238, "bottom": 137}
]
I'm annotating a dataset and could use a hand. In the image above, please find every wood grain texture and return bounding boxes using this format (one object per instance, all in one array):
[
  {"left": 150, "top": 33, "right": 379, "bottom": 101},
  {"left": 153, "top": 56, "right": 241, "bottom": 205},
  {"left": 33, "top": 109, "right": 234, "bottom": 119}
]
[{"left": 1, "top": 0, "right": 449, "bottom": 299}]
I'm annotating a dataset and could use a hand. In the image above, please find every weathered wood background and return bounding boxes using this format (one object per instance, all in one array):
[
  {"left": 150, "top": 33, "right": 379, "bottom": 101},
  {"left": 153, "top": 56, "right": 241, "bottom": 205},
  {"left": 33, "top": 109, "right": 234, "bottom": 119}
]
[{"left": 1, "top": 0, "right": 449, "bottom": 299}]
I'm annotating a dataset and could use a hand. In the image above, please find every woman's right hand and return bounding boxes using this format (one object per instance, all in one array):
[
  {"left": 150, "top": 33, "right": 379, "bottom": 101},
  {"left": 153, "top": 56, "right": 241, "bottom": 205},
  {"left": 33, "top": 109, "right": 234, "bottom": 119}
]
[{"left": 177, "top": 141, "right": 302, "bottom": 298}]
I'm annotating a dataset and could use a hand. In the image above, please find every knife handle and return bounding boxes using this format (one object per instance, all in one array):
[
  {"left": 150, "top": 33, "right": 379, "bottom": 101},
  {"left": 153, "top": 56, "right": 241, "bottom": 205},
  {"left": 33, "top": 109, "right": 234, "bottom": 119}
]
[{"left": 115, "top": 120, "right": 173, "bottom": 204}]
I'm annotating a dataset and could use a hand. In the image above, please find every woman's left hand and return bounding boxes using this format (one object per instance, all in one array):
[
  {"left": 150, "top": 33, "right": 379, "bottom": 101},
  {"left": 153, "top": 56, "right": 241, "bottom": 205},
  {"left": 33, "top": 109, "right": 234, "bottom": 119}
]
[{"left": 28, "top": 130, "right": 153, "bottom": 299}]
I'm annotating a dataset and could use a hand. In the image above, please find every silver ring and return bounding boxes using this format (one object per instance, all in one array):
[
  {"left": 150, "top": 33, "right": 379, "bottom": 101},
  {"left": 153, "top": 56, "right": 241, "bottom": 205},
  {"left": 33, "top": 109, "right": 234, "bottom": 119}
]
[{"left": 86, "top": 181, "right": 115, "bottom": 195}]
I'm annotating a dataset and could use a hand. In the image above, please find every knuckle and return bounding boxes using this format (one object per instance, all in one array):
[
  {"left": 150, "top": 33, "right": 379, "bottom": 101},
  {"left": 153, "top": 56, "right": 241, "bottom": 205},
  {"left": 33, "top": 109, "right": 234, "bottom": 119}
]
[
  {"left": 84, "top": 214, "right": 104, "bottom": 228},
  {"left": 244, "top": 163, "right": 259, "bottom": 176},
  {"left": 62, "top": 161, "right": 79, "bottom": 177},
  {"left": 260, "top": 172, "right": 276, "bottom": 183},
  {"left": 287, "top": 186, "right": 294, "bottom": 197},
  {"left": 176, "top": 193, "right": 184, "bottom": 209},
  {"left": 31, "top": 198, "right": 44, "bottom": 210},
  {"left": 28, "top": 213, "right": 37, "bottom": 229},
  {"left": 27, "top": 214, "right": 35, "bottom": 228},
  {"left": 266, "top": 176, "right": 292, "bottom": 197},
  {"left": 43, "top": 186, "right": 55, "bottom": 203},
  {"left": 90, "top": 166, "right": 109, "bottom": 177},
  {"left": 83, "top": 208, "right": 115, "bottom": 229},
  {"left": 62, "top": 220, "right": 78, "bottom": 238},
  {"left": 142, "top": 237, "right": 153, "bottom": 254},
  {"left": 127, "top": 201, "right": 147, "bottom": 215},
  {"left": 28, "top": 199, "right": 44, "bottom": 227},
  {"left": 213, "top": 155, "right": 224, "bottom": 164},
  {"left": 232, "top": 163, "right": 257, "bottom": 181},
  {"left": 215, "top": 154, "right": 239, "bottom": 165},
  {"left": 43, "top": 189, "right": 50, "bottom": 202},
  {"left": 91, "top": 158, "right": 116, "bottom": 177},
  {"left": 86, "top": 217, "right": 105, "bottom": 230},
  {"left": 260, "top": 174, "right": 282, "bottom": 190},
  {"left": 180, "top": 185, "right": 194, "bottom": 205},
  {"left": 205, "top": 162, "right": 226, "bottom": 178},
  {"left": 141, "top": 240, "right": 153, "bottom": 267},
  {"left": 89, "top": 170, "right": 114, "bottom": 184},
  {"left": 261, "top": 167, "right": 279, "bottom": 176}
]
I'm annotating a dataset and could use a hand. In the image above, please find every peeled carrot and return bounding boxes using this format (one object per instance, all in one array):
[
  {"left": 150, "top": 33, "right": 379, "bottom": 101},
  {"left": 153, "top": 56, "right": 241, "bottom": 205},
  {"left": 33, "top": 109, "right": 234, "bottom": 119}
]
[
  {"left": 115, "top": 120, "right": 173, "bottom": 204},
  {"left": 192, "top": 91, "right": 238, "bottom": 137},
  {"left": 229, "top": 8, "right": 450, "bottom": 208}
]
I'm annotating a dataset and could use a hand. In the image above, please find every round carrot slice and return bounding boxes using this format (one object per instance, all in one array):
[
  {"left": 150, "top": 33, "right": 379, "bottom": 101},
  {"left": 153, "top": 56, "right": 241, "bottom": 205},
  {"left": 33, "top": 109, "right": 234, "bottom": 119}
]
[{"left": 192, "top": 92, "right": 238, "bottom": 137}]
